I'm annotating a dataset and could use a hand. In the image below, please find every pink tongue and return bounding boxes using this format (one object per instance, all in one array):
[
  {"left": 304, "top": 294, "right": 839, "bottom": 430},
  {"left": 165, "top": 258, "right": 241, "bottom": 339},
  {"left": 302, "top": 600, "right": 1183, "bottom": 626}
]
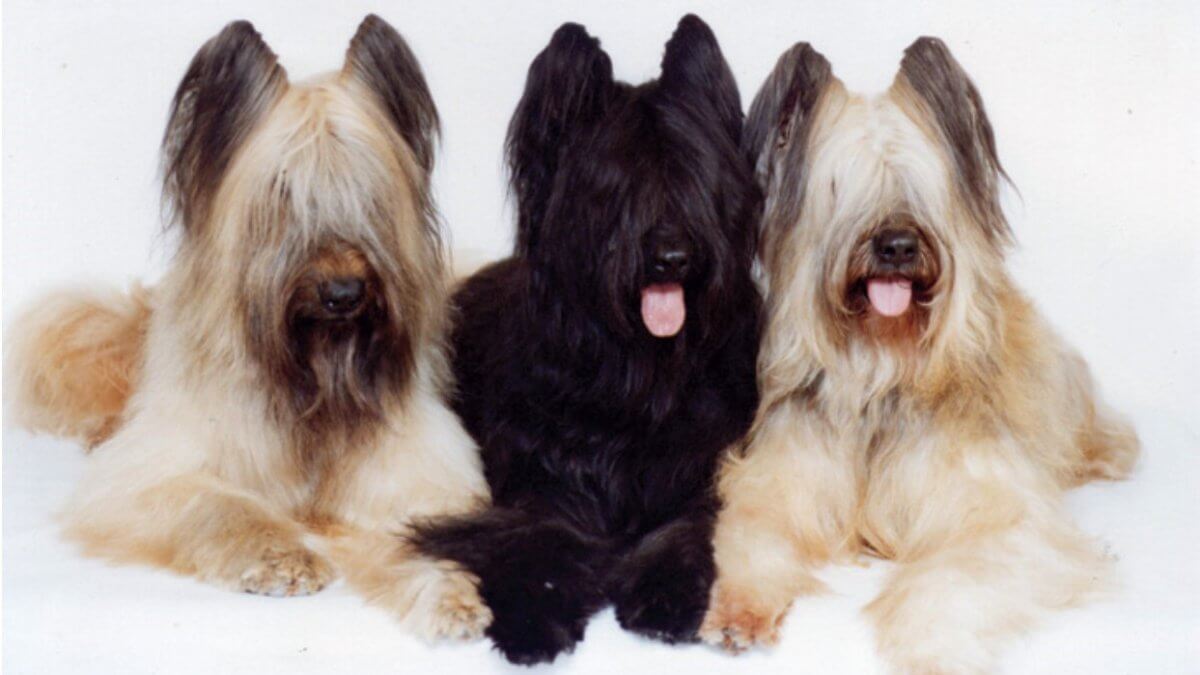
[
  {"left": 866, "top": 278, "right": 913, "bottom": 317},
  {"left": 640, "top": 283, "right": 686, "bottom": 337}
]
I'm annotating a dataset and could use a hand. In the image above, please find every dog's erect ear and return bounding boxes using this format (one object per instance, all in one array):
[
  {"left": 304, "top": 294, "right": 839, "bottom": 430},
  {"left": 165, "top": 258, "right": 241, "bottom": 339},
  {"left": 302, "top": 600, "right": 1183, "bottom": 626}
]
[
  {"left": 344, "top": 14, "right": 441, "bottom": 175},
  {"left": 659, "top": 14, "right": 742, "bottom": 142},
  {"left": 897, "top": 37, "right": 1010, "bottom": 244},
  {"left": 162, "top": 21, "right": 287, "bottom": 234},
  {"left": 743, "top": 43, "right": 832, "bottom": 181},
  {"left": 508, "top": 23, "right": 614, "bottom": 256}
]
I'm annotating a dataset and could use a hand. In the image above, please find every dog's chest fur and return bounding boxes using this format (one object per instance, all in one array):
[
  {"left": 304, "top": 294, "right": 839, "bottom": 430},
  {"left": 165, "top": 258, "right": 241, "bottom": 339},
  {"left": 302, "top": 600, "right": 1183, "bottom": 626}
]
[
  {"left": 806, "top": 340, "right": 939, "bottom": 556},
  {"left": 450, "top": 258, "right": 758, "bottom": 538}
]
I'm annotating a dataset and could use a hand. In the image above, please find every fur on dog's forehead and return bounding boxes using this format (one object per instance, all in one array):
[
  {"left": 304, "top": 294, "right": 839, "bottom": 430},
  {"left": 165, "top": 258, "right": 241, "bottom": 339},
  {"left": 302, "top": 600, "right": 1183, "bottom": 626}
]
[
  {"left": 546, "top": 86, "right": 750, "bottom": 259},
  {"left": 752, "top": 38, "right": 1010, "bottom": 261},
  {"left": 570, "top": 100, "right": 730, "bottom": 213},
  {"left": 621, "top": 92, "right": 737, "bottom": 175},
  {"left": 212, "top": 77, "right": 428, "bottom": 252},
  {"left": 162, "top": 17, "right": 441, "bottom": 272},
  {"left": 802, "top": 86, "right": 954, "bottom": 241}
]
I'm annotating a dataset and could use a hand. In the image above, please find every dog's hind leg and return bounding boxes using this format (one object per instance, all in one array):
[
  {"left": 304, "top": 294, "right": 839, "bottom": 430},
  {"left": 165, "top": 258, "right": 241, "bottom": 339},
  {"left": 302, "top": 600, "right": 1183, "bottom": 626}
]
[
  {"left": 864, "top": 430, "right": 1111, "bottom": 674},
  {"left": 412, "top": 508, "right": 607, "bottom": 665},
  {"left": 1076, "top": 403, "right": 1140, "bottom": 484},
  {"left": 1062, "top": 352, "right": 1140, "bottom": 485},
  {"left": 868, "top": 516, "right": 1109, "bottom": 675},
  {"left": 610, "top": 507, "right": 717, "bottom": 644},
  {"left": 6, "top": 284, "right": 152, "bottom": 449}
]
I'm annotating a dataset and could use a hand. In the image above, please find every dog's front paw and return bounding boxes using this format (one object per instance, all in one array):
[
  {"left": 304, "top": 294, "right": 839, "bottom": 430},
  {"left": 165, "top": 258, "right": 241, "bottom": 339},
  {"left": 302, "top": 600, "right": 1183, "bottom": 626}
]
[
  {"left": 869, "top": 596, "right": 993, "bottom": 675},
  {"left": 614, "top": 566, "right": 709, "bottom": 643},
  {"left": 699, "top": 582, "right": 790, "bottom": 653},
  {"left": 413, "top": 568, "right": 493, "bottom": 642},
  {"left": 877, "top": 637, "right": 994, "bottom": 675},
  {"left": 488, "top": 609, "right": 586, "bottom": 666},
  {"left": 238, "top": 544, "right": 335, "bottom": 597},
  {"left": 885, "top": 655, "right": 985, "bottom": 675},
  {"left": 485, "top": 575, "right": 592, "bottom": 665}
]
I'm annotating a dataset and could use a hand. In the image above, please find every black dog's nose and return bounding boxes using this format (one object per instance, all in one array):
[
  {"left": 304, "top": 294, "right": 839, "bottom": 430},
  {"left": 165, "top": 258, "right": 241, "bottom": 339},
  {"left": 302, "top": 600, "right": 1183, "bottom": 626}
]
[
  {"left": 874, "top": 229, "right": 919, "bottom": 266},
  {"left": 319, "top": 277, "right": 365, "bottom": 315},
  {"left": 653, "top": 247, "right": 690, "bottom": 279}
]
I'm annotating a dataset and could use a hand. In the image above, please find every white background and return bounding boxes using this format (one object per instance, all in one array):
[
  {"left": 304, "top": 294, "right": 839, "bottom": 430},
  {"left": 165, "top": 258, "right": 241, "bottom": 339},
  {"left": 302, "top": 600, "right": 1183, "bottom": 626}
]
[{"left": 3, "top": 1, "right": 1198, "bottom": 673}]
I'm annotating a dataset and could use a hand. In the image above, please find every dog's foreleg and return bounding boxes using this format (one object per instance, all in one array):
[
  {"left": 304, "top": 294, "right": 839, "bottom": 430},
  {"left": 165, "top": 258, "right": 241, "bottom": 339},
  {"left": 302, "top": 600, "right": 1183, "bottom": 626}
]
[
  {"left": 412, "top": 508, "right": 607, "bottom": 665},
  {"left": 64, "top": 472, "right": 333, "bottom": 596},
  {"left": 701, "top": 402, "right": 853, "bottom": 651},
  {"left": 611, "top": 506, "right": 717, "bottom": 643},
  {"left": 323, "top": 528, "right": 492, "bottom": 642}
]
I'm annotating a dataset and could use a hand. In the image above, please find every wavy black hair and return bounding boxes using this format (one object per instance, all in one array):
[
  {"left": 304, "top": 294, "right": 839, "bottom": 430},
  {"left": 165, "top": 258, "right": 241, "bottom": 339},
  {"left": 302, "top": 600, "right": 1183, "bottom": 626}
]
[{"left": 414, "top": 15, "right": 761, "bottom": 665}]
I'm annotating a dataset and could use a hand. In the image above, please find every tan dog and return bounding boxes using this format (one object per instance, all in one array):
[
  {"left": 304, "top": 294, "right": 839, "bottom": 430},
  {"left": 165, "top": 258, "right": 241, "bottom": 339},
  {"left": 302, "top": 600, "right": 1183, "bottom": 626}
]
[
  {"left": 6, "top": 16, "right": 490, "bottom": 641},
  {"left": 700, "top": 38, "right": 1139, "bottom": 673}
]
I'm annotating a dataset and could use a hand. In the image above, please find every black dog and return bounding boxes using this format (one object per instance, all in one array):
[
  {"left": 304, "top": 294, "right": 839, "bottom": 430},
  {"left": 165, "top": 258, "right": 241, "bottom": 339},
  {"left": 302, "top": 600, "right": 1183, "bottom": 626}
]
[{"left": 415, "top": 15, "right": 761, "bottom": 664}]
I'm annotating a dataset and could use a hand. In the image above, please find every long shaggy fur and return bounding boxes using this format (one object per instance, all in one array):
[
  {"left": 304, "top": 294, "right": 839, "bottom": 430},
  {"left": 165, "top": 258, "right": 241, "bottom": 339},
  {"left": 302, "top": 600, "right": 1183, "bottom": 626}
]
[
  {"left": 412, "top": 16, "right": 761, "bottom": 664},
  {"left": 700, "top": 38, "right": 1139, "bottom": 673},
  {"left": 7, "top": 284, "right": 153, "bottom": 448},
  {"left": 5, "top": 16, "right": 492, "bottom": 641}
]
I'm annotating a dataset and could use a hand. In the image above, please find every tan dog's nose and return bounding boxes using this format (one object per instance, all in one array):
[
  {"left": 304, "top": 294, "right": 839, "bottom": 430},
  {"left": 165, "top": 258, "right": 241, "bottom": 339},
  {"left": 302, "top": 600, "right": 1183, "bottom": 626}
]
[
  {"left": 318, "top": 276, "right": 365, "bottom": 315},
  {"left": 874, "top": 229, "right": 919, "bottom": 266}
]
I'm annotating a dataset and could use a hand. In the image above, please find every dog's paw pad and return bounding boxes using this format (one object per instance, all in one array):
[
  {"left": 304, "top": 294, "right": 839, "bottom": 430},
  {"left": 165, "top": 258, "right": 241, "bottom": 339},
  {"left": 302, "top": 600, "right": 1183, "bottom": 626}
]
[
  {"left": 699, "top": 588, "right": 787, "bottom": 652},
  {"left": 426, "top": 572, "right": 492, "bottom": 641},
  {"left": 238, "top": 546, "right": 334, "bottom": 597},
  {"left": 492, "top": 620, "right": 580, "bottom": 666},
  {"left": 616, "top": 588, "right": 706, "bottom": 644}
]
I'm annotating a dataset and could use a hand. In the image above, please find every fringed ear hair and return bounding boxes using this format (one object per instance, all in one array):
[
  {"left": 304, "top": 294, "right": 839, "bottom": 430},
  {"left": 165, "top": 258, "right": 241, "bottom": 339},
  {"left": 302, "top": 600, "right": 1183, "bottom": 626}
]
[
  {"left": 162, "top": 21, "right": 287, "bottom": 235},
  {"left": 896, "top": 37, "right": 1011, "bottom": 245},
  {"left": 344, "top": 14, "right": 441, "bottom": 175},
  {"left": 744, "top": 42, "right": 832, "bottom": 186},
  {"left": 744, "top": 41, "right": 833, "bottom": 262},
  {"left": 507, "top": 23, "right": 615, "bottom": 256},
  {"left": 659, "top": 14, "right": 743, "bottom": 143}
]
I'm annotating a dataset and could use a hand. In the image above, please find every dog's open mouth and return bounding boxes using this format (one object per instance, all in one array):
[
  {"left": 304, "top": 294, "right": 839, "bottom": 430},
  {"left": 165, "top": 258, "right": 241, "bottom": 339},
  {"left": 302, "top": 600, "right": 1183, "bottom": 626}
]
[
  {"left": 866, "top": 277, "right": 914, "bottom": 317},
  {"left": 640, "top": 283, "right": 686, "bottom": 337}
]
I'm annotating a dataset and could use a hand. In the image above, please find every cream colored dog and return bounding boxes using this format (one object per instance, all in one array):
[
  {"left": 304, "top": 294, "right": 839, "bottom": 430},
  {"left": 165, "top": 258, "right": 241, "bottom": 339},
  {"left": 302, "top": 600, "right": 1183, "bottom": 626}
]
[
  {"left": 7, "top": 16, "right": 491, "bottom": 641},
  {"left": 701, "top": 38, "right": 1139, "bottom": 674}
]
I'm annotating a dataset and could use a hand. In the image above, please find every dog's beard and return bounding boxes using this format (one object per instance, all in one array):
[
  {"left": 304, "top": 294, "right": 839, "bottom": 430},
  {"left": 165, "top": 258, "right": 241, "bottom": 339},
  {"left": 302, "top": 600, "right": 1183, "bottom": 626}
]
[
  {"left": 246, "top": 285, "right": 413, "bottom": 435},
  {"left": 286, "top": 308, "right": 404, "bottom": 422}
]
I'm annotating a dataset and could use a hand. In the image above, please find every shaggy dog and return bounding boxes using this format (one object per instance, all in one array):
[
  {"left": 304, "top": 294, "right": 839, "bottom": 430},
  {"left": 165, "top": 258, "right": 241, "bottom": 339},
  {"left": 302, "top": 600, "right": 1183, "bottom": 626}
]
[
  {"left": 699, "top": 38, "right": 1140, "bottom": 673},
  {"left": 412, "top": 15, "right": 761, "bottom": 664},
  {"left": 6, "top": 16, "right": 492, "bottom": 640}
]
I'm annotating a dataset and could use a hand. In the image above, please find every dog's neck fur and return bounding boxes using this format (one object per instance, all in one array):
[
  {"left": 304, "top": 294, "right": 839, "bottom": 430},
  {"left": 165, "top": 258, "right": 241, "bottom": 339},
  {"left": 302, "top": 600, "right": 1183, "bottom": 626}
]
[
  {"left": 784, "top": 266, "right": 1021, "bottom": 451},
  {"left": 520, "top": 283, "right": 695, "bottom": 422}
]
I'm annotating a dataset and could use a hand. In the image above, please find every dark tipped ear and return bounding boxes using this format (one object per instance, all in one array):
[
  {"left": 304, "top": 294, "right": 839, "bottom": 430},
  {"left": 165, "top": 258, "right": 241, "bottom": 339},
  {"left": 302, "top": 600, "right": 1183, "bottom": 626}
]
[
  {"left": 162, "top": 21, "right": 287, "bottom": 233},
  {"left": 344, "top": 14, "right": 440, "bottom": 175},
  {"left": 659, "top": 14, "right": 742, "bottom": 141},
  {"left": 508, "top": 23, "right": 614, "bottom": 255},
  {"left": 743, "top": 42, "right": 832, "bottom": 181},
  {"left": 897, "top": 37, "right": 1010, "bottom": 243}
]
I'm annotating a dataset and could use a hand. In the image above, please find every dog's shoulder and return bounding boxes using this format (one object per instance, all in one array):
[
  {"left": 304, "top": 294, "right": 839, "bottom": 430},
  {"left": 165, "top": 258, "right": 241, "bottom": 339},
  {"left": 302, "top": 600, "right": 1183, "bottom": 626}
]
[
  {"left": 449, "top": 256, "right": 532, "bottom": 389},
  {"left": 451, "top": 257, "right": 526, "bottom": 329}
]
